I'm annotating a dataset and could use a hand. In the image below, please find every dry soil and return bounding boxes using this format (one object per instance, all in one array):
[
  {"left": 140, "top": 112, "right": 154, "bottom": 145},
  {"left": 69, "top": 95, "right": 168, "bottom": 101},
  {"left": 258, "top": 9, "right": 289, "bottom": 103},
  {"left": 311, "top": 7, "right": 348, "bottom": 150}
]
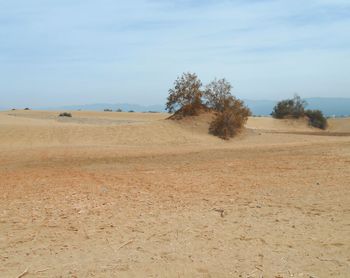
[{"left": 0, "top": 110, "right": 349, "bottom": 277}]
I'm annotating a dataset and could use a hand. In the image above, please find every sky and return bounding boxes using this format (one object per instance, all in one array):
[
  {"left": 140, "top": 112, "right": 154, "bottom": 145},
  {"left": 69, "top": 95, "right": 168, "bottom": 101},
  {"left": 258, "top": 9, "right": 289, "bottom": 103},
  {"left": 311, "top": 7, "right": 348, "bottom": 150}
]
[{"left": 1, "top": 0, "right": 350, "bottom": 108}]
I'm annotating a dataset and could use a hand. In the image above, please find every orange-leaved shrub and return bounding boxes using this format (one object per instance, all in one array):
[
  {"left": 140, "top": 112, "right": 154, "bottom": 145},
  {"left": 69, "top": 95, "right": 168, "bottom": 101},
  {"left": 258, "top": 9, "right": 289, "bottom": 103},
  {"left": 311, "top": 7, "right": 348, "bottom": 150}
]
[
  {"left": 166, "top": 73, "right": 251, "bottom": 139},
  {"left": 166, "top": 72, "right": 204, "bottom": 118},
  {"left": 209, "top": 97, "right": 251, "bottom": 139}
]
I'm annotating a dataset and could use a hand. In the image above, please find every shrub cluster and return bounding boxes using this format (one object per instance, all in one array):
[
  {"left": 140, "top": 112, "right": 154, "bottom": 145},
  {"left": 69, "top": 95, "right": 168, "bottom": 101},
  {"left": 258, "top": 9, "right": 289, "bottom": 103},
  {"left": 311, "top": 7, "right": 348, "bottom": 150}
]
[
  {"left": 166, "top": 72, "right": 251, "bottom": 139},
  {"left": 59, "top": 112, "right": 72, "bottom": 117},
  {"left": 271, "top": 94, "right": 327, "bottom": 129},
  {"left": 271, "top": 94, "right": 306, "bottom": 119}
]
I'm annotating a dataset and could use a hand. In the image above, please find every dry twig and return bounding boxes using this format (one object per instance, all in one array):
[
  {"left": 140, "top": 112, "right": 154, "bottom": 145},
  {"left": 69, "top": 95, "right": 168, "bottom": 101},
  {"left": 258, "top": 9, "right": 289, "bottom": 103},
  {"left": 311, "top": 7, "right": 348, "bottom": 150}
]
[
  {"left": 213, "top": 208, "right": 225, "bottom": 217},
  {"left": 118, "top": 240, "right": 134, "bottom": 250},
  {"left": 16, "top": 268, "right": 28, "bottom": 278},
  {"left": 35, "top": 268, "right": 50, "bottom": 273}
]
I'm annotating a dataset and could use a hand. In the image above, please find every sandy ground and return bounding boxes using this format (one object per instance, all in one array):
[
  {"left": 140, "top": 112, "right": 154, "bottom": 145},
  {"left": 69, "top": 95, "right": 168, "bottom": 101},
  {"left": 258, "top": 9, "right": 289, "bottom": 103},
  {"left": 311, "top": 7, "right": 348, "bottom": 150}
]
[{"left": 0, "top": 110, "right": 349, "bottom": 277}]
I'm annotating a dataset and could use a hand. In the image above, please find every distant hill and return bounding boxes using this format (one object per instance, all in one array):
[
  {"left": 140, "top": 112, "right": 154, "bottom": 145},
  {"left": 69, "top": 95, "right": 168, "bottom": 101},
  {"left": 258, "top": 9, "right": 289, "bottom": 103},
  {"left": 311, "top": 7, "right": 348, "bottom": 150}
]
[
  {"left": 42, "top": 103, "right": 166, "bottom": 113},
  {"left": 1, "top": 98, "right": 349, "bottom": 116}
]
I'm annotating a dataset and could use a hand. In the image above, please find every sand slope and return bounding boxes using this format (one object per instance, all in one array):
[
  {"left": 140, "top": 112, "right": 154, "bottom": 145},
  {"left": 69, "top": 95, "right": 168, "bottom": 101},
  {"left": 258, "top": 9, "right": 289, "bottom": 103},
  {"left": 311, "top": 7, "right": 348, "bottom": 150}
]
[
  {"left": 1, "top": 110, "right": 349, "bottom": 148},
  {"left": 0, "top": 110, "right": 350, "bottom": 277}
]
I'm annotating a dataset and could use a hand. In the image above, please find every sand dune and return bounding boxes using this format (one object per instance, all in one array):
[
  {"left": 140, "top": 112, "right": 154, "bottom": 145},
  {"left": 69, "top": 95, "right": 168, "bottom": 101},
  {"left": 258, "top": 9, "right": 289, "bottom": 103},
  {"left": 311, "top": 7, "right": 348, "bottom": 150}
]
[
  {"left": 327, "top": 117, "right": 350, "bottom": 132},
  {"left": 1, "top": 110, "right": 349, "bottom": 148},
  {"left": 1, "top": 110, "right": 350, "bottom": 277}
]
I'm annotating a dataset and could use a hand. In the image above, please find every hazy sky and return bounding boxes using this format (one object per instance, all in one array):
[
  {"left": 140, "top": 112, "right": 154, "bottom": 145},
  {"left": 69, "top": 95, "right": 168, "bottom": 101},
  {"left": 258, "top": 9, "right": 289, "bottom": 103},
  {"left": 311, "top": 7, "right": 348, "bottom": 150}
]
[{"left": 1, "top": 0, "right": 350, "bottom": 107}]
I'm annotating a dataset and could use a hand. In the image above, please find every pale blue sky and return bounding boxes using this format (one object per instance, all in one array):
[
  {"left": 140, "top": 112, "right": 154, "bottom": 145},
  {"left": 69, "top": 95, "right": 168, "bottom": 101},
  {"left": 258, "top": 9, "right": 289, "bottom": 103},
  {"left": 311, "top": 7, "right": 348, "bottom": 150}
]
[{"left": 1, "top": 0, "right": 350, "bottom": 107}]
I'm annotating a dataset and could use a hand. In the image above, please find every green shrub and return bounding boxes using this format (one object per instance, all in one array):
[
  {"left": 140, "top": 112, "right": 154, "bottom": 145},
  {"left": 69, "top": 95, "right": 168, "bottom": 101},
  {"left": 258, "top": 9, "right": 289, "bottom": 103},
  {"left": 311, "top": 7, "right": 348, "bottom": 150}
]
[
  {"left": 59, "top": 112, "right": 72, "bottom": 117},
  {"left": 271, "top": 94, "right": 306, "bottom": 119},
  {"left": 305, "top": 109, "right": 327, "bottom": 129}
]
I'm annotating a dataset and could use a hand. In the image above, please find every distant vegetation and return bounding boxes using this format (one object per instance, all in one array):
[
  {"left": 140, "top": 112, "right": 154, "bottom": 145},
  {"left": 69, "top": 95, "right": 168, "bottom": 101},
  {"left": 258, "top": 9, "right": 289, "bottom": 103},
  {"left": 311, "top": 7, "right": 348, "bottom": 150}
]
[
  {"left": 59, "top": 112, "right": 72, "bottom": 117},
  {"left": 271, "top": 95, "right": 306, "bottom": 119},
  {"left": 116, "top": 108, "right": 123, "bottom": 112},
  {"left": 271, "top": 94, "right": 327, "bottom": 129},
  {"left": 24, "top": 108, "right": 30, "bottom": 110},
  {"left": 305, "top": 109, "right": 328, "bottom": 129},
  {"left": 104, "top": 109, "right": 113, "bottom": 112},
  {"left": 166, "top": 72, "right": 251, "bottom": 139}
]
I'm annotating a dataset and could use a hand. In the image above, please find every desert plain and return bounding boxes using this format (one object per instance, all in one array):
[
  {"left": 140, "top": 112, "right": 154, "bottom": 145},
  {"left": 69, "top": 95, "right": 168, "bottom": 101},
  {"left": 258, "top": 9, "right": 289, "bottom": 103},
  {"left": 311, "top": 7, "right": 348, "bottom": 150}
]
[{"left": 0, "top": 110, "right": 349, "bottom": 277}]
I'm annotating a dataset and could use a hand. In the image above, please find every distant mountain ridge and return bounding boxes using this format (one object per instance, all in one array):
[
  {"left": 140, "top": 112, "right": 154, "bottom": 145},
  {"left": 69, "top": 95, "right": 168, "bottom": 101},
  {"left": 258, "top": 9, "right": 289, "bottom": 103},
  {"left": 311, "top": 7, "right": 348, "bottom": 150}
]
[
  {"left": 42, "top": 103, "right": 165, "bottom": 113},
  {"left": 2, "top": 98, "right": 350, "bottom": 116}
]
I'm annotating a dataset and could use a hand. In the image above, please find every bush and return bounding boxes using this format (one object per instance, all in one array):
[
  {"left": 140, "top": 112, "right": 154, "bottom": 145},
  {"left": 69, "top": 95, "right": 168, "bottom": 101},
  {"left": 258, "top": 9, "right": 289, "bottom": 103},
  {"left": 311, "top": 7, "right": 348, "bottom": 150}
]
[
  {"left": 204, "top": 78, "right": 232, "bottom": 112},
  {"left": 128, "top": 110, "right": 135, "bottom": 113},
  {"left": 166, "top": 72, "right": 203, "bottom": 116},
  {"left": 24, "top": 108, "right": 30, "bottom": 110},
  {"left": 271, "top": 95, "right": 327, "bottom": 129},
  {"left": 104, "top": 109, "right": 112, "bottom": 112},
  {"left": 116, "top": 108, "right": 123, "bottom": 112},
  {"left": 166, "top": 73, "right": 251, "bottom": 139},
  {"left": 271, "top": 94, "right": 306, "bottom": 119},
  {"left": 172, "top": 93, "right": 206, "bottom": 118},
  {"left": 305, "top": 109, "right": 327, "bottom": 129},
  {"left": 59, "top": 112, "right": 72, "bottom": 117},
  {"left": 209, "top": 97, "right": 251, "bottom": 139}
]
